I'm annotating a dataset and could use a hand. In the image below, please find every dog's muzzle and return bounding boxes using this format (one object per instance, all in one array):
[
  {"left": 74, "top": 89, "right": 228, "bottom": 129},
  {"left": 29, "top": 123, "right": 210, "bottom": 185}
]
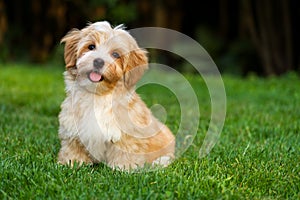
[{"left": 87, "top": 58, "right": 105, "bottom": 82}]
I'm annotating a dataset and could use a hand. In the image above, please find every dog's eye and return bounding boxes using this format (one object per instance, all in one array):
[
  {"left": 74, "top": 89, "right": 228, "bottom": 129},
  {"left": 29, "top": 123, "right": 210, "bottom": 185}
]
[
  {"left": 111, "top": 51, "right": 120, "bottom": 59},
  {"left": 88, "top": 44, "right": 96, "bottom": 50}
]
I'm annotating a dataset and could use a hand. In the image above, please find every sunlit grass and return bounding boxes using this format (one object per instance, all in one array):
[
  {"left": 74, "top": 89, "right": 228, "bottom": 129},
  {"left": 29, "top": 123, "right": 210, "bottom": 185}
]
[{"left": 0, "top": 64, "right": 299, "bottom": 199}]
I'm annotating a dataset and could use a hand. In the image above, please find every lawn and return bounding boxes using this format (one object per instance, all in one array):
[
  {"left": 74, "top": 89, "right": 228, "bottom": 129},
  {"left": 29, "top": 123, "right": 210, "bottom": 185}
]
[{"left": 0, "top": 64, "right": 299, "bottom": 199}]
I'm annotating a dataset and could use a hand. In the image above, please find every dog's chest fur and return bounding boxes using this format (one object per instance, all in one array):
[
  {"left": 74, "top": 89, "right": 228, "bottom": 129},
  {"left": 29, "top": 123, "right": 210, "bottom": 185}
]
[{"left": 59, "top": 85, "right": 122, "bottom": 161}]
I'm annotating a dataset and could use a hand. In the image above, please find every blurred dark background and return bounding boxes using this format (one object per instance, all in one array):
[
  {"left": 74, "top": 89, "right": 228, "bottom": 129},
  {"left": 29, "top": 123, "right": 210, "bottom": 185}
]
[{"left": 0, "top": 0, "right": 299, "bottom": 76}]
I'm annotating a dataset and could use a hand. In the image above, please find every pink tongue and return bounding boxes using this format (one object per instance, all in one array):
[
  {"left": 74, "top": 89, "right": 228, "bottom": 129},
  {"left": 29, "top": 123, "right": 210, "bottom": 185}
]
[{"left": 89, "top": 72, "right": 102, "bottom": 82}]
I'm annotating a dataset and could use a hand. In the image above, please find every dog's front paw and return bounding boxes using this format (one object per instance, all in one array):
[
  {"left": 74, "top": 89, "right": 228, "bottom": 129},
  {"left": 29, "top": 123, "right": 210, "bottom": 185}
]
[
  {"left": 58, "top": 158, "right": 85, "bottom": 167},
  {"left": 58, "top": 138, "right": 94, "bottom": 167},
  {"left": 58, "top": 154, "right": 93, "bottom": 167}
]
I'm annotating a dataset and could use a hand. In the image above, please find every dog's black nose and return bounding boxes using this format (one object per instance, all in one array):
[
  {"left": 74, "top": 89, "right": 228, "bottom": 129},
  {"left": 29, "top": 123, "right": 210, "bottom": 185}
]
[{"left": 93, "top": 58, "right": 104, "bottom": 69}]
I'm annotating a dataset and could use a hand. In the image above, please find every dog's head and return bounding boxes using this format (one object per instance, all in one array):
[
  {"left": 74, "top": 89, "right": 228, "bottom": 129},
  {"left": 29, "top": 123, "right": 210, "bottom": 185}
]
[{"left": 61, "top": 21, "right": 148, "bottom": 94}]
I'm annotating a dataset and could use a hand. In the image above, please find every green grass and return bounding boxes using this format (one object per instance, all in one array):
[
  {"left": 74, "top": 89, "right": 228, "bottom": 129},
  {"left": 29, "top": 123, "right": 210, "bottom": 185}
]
[{"left": 0, "top": 64, "right": 299, "bottom": 199}]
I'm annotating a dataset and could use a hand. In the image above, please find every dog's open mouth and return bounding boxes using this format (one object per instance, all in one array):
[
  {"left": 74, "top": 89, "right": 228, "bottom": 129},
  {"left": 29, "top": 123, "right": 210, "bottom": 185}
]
[{"left": 88, "top": 71, "right": 104, "bottom": 82}]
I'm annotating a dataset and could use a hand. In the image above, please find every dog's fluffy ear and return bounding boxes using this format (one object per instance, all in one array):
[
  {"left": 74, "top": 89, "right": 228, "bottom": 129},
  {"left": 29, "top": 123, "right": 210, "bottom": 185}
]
[
  {"left": 60, "top": 29, "right": 81, "bottom": 69},
  {"left": 124, "top": 49, "right": 148, "bottom": 88}
]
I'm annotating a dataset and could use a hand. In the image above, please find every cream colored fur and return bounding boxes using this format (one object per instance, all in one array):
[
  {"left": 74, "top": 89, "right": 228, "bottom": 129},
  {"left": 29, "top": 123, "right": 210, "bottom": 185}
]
[{"left": 58, "top": 21, "right": 175, "bottom": 170}]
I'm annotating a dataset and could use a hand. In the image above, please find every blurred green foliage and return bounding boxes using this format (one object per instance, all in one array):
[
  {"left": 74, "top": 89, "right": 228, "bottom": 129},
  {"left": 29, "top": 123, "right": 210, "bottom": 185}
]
[
  {"left": 88, "top": 0, "right": 137, "bottom": 23},
  {"left": 1, "top": 0, "right": 137, "bottom": 64},
  {"left": 1, "top": 0, "right": 299, "bottom": 76}
]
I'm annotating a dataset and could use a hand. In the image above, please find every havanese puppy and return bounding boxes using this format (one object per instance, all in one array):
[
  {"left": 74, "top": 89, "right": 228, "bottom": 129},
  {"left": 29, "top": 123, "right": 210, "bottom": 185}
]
[{"left": 57, "top": 21, "right": 175, "bottom": 170}]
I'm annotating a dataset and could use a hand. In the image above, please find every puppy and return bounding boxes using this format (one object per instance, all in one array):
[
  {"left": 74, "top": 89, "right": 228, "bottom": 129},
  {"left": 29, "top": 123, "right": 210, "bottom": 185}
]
[{"left": 57, "top": 21, "right": 175, "bottom": 170}]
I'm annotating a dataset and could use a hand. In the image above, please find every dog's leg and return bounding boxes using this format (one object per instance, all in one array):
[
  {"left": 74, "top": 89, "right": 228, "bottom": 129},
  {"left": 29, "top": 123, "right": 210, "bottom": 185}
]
[{"left": 58, "top": 137, "right": 93, "bottom": 167}]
